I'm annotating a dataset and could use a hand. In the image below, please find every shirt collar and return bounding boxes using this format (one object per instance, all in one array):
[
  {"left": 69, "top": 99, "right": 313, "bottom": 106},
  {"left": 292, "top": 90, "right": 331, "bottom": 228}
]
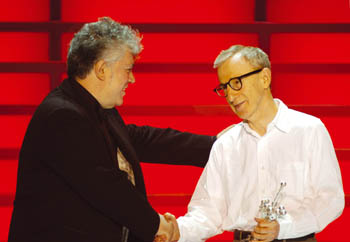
[
  {"left": 268, "top": 98, "right": 291, "bottom": 133},
  {"left": 242, "top": 98, "right": 291, "bottom": 136}
]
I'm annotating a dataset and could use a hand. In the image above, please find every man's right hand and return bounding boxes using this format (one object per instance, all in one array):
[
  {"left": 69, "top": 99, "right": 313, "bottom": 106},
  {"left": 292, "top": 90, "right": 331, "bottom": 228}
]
[
  {"left": 251, "top": 217, "right": 280, "bottom": 242},
  {"left": 155, "top": 213, "right": 180, "bottom": 242}
]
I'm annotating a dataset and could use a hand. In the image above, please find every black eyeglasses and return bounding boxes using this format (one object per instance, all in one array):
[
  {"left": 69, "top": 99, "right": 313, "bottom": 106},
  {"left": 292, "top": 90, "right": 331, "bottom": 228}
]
[{"left": 213, "top": 69, "right": 263, "bottom": 97}]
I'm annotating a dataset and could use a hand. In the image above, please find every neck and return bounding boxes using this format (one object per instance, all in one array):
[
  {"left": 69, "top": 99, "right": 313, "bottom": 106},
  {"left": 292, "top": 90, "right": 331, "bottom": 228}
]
[
  {"left": 247, "top": 94, "right": 278, "bottom": 136},
  {"left": 76, "top": 76, "right": 104, "bottom": 107}
]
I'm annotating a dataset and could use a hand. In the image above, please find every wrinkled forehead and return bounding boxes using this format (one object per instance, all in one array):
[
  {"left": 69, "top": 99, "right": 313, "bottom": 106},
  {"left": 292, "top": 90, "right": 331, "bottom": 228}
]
[{"left": 217, "top": 54, "right": 254, "bottom": 80}]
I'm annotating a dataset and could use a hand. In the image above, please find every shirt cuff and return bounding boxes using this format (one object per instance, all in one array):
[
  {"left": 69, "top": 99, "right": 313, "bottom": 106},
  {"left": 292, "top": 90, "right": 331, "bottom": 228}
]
[{"left": 277, "top": 214, "right": 294, "bottom": 239}]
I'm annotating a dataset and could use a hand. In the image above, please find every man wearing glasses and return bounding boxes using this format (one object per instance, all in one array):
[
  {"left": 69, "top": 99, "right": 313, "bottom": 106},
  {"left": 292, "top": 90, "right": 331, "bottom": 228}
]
[{"left": 175, "top": 45, "right": 344, "bottom": 242}]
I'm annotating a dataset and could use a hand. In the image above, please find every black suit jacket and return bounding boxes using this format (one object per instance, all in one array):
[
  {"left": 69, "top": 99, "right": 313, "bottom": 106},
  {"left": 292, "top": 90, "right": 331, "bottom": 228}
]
[{"left": 8, "top": 78, "right": 215, "bottom": 242}]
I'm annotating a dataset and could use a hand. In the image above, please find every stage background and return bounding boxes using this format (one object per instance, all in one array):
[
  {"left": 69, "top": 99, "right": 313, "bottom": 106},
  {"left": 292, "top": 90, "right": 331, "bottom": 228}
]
[{"left": 0, "top": 0, "right": 349, "bottom": 241}]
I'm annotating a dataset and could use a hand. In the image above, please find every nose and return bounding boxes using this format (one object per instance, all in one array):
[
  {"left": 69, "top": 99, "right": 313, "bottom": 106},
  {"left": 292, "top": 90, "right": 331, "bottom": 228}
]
[
  {"left": 226, "top": 86, "right": 239, "bottom": 103},
  {"left": 129, "top": 72, "right": 135, "bottom": 83}
]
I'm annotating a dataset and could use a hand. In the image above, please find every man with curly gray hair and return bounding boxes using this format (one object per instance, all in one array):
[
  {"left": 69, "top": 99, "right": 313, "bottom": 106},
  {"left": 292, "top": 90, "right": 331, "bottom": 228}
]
[
  {"left": 67, "top": 17, "right": 143, "bottom": 81},
  {"left": 8, "top": 17, "right": 216, "bottom": 242}
]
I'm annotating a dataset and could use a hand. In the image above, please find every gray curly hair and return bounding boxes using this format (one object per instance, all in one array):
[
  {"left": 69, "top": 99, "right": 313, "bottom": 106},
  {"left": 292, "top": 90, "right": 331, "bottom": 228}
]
[
  {"left": 67, "top": 17, "right": 143, "bottom": 79},
  {"left": 213, "top": 45, "right": 270, "bottom": 70}
]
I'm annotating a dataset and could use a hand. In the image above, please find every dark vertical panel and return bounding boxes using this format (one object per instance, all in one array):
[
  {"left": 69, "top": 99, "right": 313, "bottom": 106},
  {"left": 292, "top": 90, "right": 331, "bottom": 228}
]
[
  {"left": 50, "top": 69, "right": 64, "bottom": 90},
  {"left": 254, "top": 0, "right": 267, "bottom": 21},
  {"left": 50, "top": 0, "right": 63, "bottom": 90},
  {"left": 49, "top": 31, "right": 62, "bottom": 61},
  {"left": 50, "top": 0, "right": 61, "bottom": 21},
  {"left": 49, "top": 0, "right": 62, "bottom": 61},
  {"left": 258, "top": 32, "right": 270, "bottom": 55},
  {"left": 255, "top": 0, "right": 270, "bottom": 84}
]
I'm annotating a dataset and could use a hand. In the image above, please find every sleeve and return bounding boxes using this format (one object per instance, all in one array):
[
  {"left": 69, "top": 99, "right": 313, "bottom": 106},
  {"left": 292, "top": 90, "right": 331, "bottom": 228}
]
[
  {"left": 177, "top": 145, "right": 227, "bottom": 242},
  {"left": 126, "top": 124, "right": 216, "bottom": 167},
  {"left": 277, "top": 121, "right": 345, "bottom": 239},
  {"left": 41, "top": 109, "right": 159, "bottom": 241}
]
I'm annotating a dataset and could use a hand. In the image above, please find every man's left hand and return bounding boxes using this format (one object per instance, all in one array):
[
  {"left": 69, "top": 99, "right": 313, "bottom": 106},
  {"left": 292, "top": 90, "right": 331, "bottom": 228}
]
[{"left": 251, "top": 217, "right": 280, "bottom": 242}]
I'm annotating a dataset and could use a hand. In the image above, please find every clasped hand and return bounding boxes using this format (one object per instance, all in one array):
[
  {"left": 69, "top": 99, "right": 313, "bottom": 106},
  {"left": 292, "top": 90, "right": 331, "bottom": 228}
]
[
  {"left": 154, "top": 213, "right": 180, "bottom": 242},
  {"left": 250, "top": 217, "right": 280, "bottom": 242}
]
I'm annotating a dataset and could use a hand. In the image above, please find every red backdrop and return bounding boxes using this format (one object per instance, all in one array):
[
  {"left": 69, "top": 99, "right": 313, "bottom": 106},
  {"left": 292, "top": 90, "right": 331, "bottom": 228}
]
[{"left": 1, "top": 0, "right": 350, "bottom": 241}]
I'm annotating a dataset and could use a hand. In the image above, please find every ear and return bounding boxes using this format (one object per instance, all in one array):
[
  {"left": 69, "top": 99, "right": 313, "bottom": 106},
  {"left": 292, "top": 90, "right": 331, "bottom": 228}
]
[
  {"left": 261, "top": 68, "right": 271, "bottom": 89},
  {"left": 94, "top": 59, "right": 107, "bottom": 81}
]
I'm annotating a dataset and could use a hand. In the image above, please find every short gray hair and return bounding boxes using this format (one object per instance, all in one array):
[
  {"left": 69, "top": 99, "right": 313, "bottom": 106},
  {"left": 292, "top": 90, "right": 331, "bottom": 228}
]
[
  {"left": 67, "top": 17, "right": 143, "bottom": 79},
  {"left": 213, "top": 45, "right": 271, "bottom": 69}
]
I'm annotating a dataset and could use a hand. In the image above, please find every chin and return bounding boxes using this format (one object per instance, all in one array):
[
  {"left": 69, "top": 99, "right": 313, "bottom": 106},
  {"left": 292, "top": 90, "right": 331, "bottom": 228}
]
[
  {"left": 230, "top": 106, "right": 241, "bottom": 117},
  {"left": 115, "top": 98, "right": 124, "bottom": 106},
  {"left": 230, "top": 106, "right": 248, "bottom": 120},
  {"left": 235, "top": 110, "right": 248, "bottom": 120}
]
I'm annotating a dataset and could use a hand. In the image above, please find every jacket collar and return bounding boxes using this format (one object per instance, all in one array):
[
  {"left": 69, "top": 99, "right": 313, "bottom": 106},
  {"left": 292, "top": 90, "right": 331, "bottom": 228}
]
[
  {"left": 59, "top": 78, "right": 146, "bottom": 193},
  {"left": 59, "top": 77, "right": 106, "bottom": 124},
  {"left": 59, "top": 78, "right": 134, "bottom": 150}
]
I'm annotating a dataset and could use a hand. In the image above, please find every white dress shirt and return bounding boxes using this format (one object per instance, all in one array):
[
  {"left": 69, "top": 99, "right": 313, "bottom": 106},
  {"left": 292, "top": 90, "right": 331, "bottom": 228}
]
[{"left": 178, "top": 99, "right": 344, "bottom": 241}]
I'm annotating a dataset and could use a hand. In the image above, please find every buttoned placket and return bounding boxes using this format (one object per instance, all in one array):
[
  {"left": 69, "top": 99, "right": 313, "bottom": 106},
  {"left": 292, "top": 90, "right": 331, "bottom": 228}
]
[{"left": 244, "top": 122, "right": 277, "bottom": 207}]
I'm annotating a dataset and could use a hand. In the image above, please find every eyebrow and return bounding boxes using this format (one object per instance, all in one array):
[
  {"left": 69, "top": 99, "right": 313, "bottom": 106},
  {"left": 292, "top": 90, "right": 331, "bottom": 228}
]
[{"left": 125, "top": 64, "right": 134, "bottom": 69}]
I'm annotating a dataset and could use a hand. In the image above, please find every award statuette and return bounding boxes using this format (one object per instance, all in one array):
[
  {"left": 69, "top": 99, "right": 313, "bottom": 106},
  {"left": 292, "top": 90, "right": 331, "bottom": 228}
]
[
  {"left": 257, "top": 181, "right": 287, "bottom": 221},
  {"left": 240, "top": 182, "right": 287, "bottom": 242}
]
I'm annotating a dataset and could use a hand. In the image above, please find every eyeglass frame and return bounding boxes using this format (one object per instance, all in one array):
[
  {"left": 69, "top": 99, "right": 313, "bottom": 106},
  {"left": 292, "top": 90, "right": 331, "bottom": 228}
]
[{"left": 213, "top": 68, "right": 263, "bottom": 97}]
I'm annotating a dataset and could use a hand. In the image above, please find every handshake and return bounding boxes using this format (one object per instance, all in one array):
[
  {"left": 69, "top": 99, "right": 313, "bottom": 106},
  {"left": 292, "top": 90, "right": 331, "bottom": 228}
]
[{"left": 154, "top": 213, "right": 180, "bottom": 242}]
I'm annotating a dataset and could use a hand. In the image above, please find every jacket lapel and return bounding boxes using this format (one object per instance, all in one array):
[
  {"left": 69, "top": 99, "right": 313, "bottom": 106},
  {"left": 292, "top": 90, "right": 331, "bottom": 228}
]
[
  {"left": 104, "top": 109, "right": 147, "bottom": 195},
  {"left": 59, "top": 78, "right": 147, "bottom": 195}
]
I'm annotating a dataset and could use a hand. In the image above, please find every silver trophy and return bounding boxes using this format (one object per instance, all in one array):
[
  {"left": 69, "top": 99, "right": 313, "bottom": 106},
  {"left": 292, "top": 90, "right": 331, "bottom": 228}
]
[
  {"left": 257, "top": 181, "right": 287, "bottom": 221},
  {"left": 239, "top": 182, "right": 287, "bottom": 242}
]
